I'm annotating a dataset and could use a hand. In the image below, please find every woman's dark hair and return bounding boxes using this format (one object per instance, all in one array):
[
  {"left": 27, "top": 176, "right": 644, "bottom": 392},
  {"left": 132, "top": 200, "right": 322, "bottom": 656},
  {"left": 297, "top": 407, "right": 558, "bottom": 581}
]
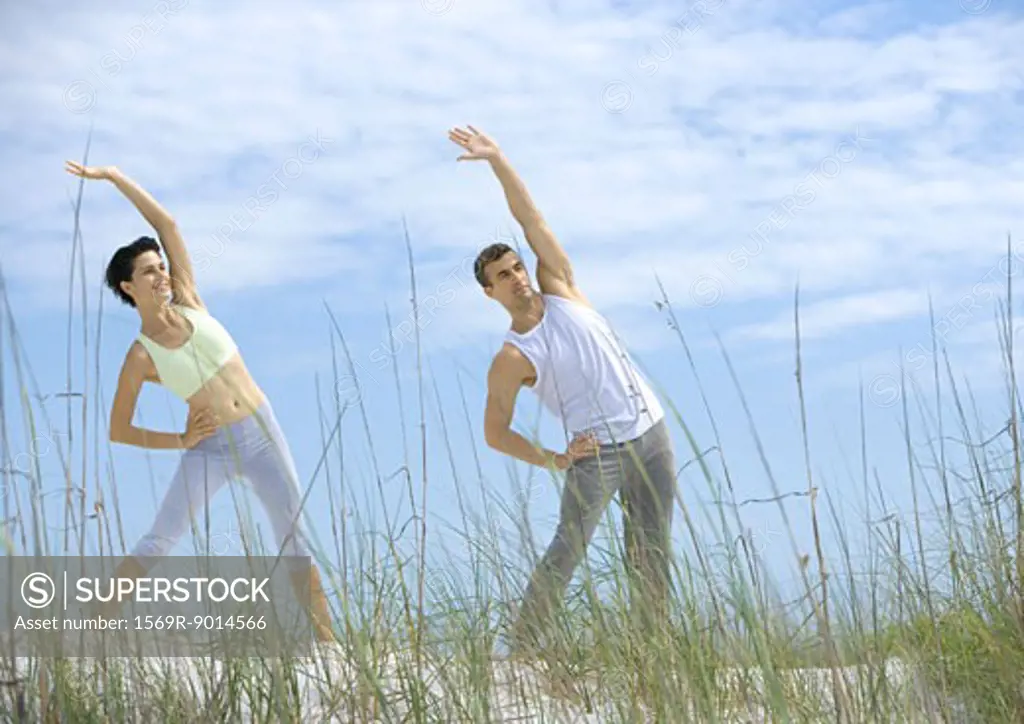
[{"left": 105, "top": 236, "right": 161, "bottom": 307}]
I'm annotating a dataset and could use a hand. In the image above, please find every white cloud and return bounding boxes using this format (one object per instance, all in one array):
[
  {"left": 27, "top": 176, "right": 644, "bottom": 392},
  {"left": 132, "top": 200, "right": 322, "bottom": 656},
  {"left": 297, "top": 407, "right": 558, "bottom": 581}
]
[
  {"left": 816, "top": 2, "right": 891, "bottom": 35},
  {"left": 0, "top": 0, "right": 1021, "bottom": 358},
  {"left": 730, "top": 287, "right": 932, "bottom": 342}
]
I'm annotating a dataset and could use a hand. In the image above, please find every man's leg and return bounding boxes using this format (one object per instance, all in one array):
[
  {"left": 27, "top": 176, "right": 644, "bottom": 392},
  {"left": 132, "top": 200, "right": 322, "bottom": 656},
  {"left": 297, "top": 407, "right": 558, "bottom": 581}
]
[
  {"left": 509, "top": 448, "right": 628, "bottom": 654},
  {"left": 621, "top": 420, "right": 677, "bottom": 634}
]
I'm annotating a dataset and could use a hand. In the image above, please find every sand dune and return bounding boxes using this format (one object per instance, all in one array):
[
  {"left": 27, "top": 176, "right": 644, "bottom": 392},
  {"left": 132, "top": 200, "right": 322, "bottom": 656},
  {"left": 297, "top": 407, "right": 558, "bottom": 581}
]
[{"left": 2, "top": 650, "right": 976, "bottom": 722}]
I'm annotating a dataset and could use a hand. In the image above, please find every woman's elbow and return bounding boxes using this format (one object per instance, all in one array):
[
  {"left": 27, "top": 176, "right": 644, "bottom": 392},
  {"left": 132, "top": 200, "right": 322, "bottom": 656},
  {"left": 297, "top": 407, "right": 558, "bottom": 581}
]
[
  {"left": 483, "top": 426, "right": 503, "bottom": 451},
  {"left": 109, "top": 424, "right": 131, "bottom": 445}
]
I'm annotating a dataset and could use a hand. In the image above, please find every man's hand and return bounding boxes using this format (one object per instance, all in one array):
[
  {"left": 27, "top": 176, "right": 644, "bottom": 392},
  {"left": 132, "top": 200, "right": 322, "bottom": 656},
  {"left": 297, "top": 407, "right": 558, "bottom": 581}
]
[
  {"left": 554, "top": 431, "right": 600, "bottom": 469},
  {"left": 448, "top": 125, "right": 502, "bottom": 162},
  {"left": 65, "top": 160, "right": 116, "bottom": 181}
]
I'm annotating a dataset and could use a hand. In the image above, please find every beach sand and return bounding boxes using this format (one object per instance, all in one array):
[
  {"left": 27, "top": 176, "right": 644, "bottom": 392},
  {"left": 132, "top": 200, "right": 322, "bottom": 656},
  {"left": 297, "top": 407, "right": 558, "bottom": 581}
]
[{"left": 1, "top": 648, "right": 978, "bottom": 722}]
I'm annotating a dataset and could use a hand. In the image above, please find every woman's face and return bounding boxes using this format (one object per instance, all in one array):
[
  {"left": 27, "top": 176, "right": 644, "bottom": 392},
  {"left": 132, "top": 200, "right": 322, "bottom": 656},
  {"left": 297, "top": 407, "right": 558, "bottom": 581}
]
[{"left": 124, "top": 250, "right": 172, "bottom": 307}]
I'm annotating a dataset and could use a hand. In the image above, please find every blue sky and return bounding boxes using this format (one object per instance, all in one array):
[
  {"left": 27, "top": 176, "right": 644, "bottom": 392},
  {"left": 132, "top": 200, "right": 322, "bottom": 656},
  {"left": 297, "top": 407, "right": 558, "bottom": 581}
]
[{"left": 1, "top": 0, "right": 1023, "bottom": 611}]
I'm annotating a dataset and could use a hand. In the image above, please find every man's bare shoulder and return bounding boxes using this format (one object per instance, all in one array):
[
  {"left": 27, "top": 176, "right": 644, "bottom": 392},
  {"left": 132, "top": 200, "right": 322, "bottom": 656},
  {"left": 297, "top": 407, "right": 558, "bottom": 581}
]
[
  {"left": 535, "top": 260, "right": 594, "bottom": 309},
  {"left": 536, "top": 281, "right": 593, "bottom": 309},
  {"left": 489, "top": 343, "right": 532, "bottom": 379}
]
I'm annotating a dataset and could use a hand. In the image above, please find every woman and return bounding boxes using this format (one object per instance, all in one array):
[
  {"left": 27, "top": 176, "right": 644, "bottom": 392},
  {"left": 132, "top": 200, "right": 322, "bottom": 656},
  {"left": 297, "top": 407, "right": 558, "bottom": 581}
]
[{"left": 65, "top": 160, "right": 335, "bottom": 645}]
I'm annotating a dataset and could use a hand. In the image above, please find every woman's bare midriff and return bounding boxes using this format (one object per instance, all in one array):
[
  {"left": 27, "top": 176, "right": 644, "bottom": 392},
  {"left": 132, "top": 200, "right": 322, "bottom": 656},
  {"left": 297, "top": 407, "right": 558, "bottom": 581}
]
[{"left": 184, "top": 354, "right": 267, "bottom": 425}]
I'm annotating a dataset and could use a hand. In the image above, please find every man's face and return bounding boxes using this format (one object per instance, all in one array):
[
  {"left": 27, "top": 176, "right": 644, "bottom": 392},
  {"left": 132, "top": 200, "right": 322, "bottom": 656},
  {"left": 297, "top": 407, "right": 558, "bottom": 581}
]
[{"left": 483, "top": 252, "right": 534, "bottom": 307}]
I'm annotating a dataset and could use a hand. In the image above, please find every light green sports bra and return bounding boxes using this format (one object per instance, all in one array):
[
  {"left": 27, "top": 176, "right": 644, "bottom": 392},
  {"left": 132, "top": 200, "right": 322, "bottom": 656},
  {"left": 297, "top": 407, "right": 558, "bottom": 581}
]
[{"left": 136, "top": 304, "right": 239, "bottom": 401}]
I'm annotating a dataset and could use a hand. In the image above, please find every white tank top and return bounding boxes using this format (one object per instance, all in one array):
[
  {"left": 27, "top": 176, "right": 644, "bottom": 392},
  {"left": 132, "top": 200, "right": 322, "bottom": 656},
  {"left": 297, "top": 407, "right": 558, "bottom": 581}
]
[{"left": 504, "top": 294, "right": 664, "bottom": 445}]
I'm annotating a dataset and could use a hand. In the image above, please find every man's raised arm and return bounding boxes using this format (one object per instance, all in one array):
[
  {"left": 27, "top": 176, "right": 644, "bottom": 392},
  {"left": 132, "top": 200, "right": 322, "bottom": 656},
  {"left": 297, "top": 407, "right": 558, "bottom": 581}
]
[{"left": 448, "top": 126, "right": 585, "bottom": 301}]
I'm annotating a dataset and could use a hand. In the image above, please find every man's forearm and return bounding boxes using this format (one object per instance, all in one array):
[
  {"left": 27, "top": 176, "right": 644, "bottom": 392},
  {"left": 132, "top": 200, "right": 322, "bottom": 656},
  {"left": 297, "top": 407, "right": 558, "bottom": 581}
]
[
  {"left": 107, "top": 169, "right": 176, "bottom": 234},
  {"left": 487, "top": 153, "right": 543, "bottom": 229},
  {"left": 488, "top": 428, "right": 562, "bottom": 469},
  {"left": 113, "top": 425, "right": 188, "bottom": 450}
]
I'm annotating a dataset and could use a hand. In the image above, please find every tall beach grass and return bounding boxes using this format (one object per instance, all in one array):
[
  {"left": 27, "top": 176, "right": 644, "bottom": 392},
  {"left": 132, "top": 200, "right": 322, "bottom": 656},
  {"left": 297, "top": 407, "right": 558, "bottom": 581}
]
[{"left": 0, "top": 180, "right": 1022, "bottom": 721}]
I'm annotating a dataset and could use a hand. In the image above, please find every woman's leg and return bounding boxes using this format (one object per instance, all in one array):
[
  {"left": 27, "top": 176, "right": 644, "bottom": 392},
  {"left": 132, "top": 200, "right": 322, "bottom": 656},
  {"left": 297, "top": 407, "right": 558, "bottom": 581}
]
[
  {"left": 240, "top": 403, "right": 335, "bottom": 643},
  {"left": 102, "top": 441, "right": 233, "bottom": 615}
]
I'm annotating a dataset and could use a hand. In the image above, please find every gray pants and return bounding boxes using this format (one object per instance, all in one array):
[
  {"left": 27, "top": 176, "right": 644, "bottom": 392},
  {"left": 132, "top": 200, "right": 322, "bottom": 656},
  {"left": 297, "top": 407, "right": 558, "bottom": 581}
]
[{"left": 510, "top": 418, "right": 677, "bottom": 650}]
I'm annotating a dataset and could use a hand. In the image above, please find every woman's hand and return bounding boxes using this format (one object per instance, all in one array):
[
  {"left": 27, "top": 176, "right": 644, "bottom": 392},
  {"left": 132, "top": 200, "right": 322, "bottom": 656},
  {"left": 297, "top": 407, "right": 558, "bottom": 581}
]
[
  {"left": 182, "top": 408, "right": 220, "bottom": 448},
  {"left": 64, "top": 160, "right": 117, "bottom": 181}
]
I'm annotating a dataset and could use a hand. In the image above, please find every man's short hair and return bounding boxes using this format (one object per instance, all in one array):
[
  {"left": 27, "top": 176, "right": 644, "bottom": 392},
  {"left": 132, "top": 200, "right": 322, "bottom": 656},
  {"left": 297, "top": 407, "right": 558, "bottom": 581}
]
[{"left": 473, "top": 242, "right": 515, "bottom": 287}]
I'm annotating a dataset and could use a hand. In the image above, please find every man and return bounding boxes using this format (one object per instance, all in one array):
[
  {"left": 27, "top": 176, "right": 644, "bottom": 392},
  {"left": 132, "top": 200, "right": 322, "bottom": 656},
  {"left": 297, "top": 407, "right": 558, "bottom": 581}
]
[{"left": 447, "top": 125, "right": 678, "bottom": 653}]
